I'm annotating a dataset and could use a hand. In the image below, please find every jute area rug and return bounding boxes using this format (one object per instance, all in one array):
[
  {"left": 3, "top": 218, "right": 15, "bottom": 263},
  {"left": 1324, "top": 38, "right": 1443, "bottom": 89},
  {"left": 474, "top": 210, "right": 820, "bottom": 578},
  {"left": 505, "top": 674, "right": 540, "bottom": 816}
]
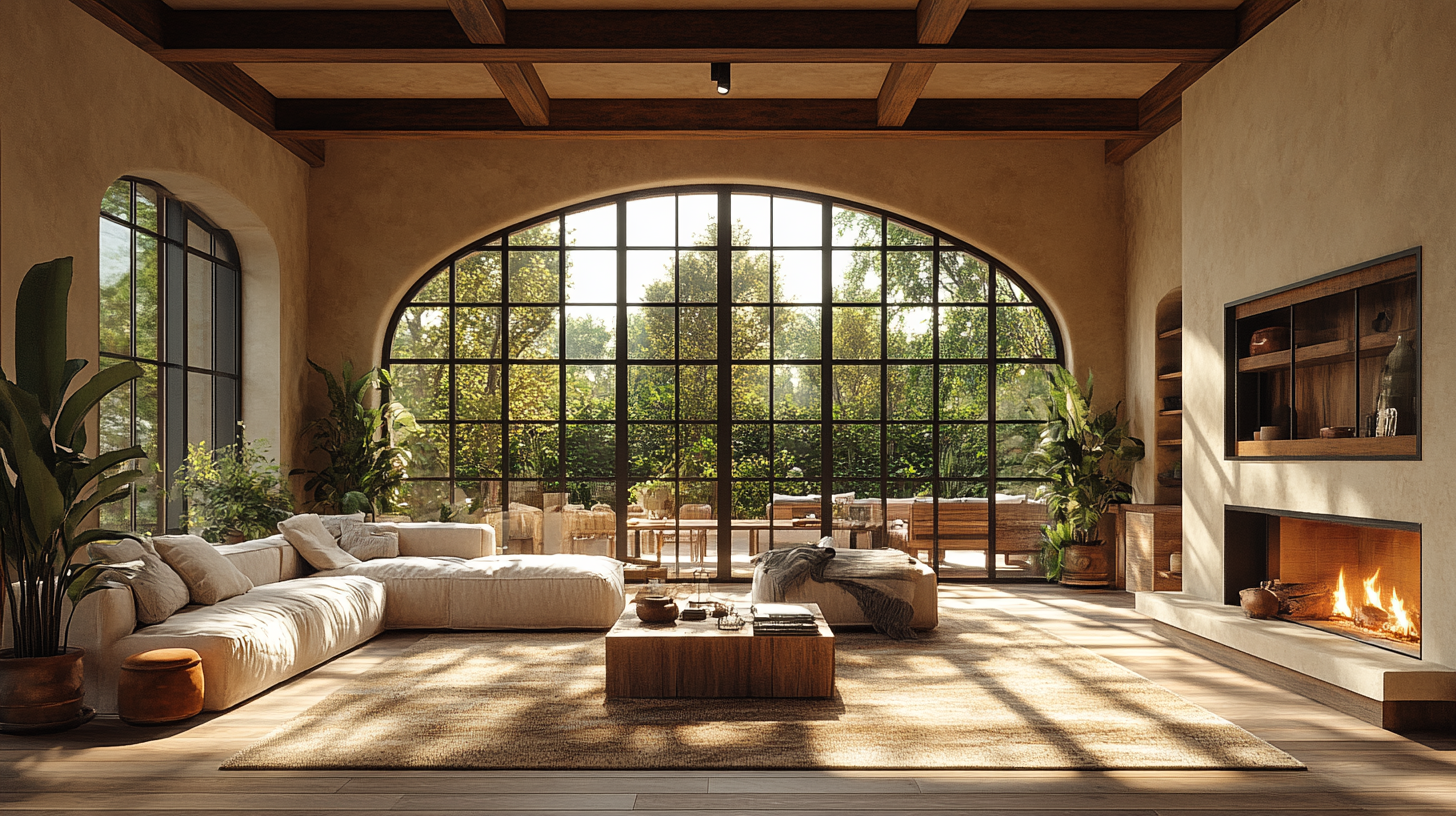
[{"left": 222, "top": 607, "right": 1303, "bottom": 771}]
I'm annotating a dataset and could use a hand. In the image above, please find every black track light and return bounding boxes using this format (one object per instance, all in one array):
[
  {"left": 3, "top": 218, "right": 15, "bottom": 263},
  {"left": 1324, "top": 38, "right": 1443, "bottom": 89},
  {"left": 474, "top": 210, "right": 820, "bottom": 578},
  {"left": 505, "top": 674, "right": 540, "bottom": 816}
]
[{"left": 710, "top": 62, "right": 731, "bottom": 95}]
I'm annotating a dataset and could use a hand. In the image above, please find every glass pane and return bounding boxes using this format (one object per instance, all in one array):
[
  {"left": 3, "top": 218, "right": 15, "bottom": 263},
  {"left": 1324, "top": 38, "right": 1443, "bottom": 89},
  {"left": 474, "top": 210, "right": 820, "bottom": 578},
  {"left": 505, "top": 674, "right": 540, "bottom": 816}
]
[
  {"left": 832, "top": 306, "right": 880, "bottom": 360},
  {"left": 509, "top": 423, "right": 559, "bottom": 477},
  {"left": 397, "top": 481, "right": 451, "bottom": 521},
  {"left": 455, "top": 423, "right": 503, "bottom": 479},
  {"left": 508, "top": 250, "right": 560, "bottom": 303},
  {"left": 455, "top": 306, "right": 502, "bottom": 358},
  {"left": 679, "top": 250, "right": 716, "bottom": 302},
  {"left": 456, "top": 251, "right": 500, "bottom": 302},
  {"left": 187, "top": 218, "right": 210, "bottom": 253},
  {"left": 887, "top": 364, "right": 933, "bottom": 421},
  {"left": 731, "top": 306, "right": 770, "bottom": 359},
  {"left": 510, "top": 219, "right": 559, "bottom": 246},
  {"left": 887, "top": 220, "right": 931, "bottom": 246},
  {"left": 99, "top": 218, "right": 132, "bottom": 356},
  {"left": 886, "top": 250, "right": 933, "bottom": 303},
  {"left": 565, "top": 423, "right": 615, "bottom": 478},
  {"left": 414, "top": 267, "right": 450, "bottom": 302},
  {"left": 187, "top": 255, "right": 212, "bottom": 368},
  {"left": 135, "top": 364, "right": 159, "bottom": 467},
  {"left": 102, "top": 180, "right": 130, "bottom": 221},
  {"left": 940, "top": 365, "right": 989, "bottom": 420},
  {"left": 507, "top": 365, "right": 559, "bottom": 420},
  {"left": 211, "top": 266, "right": 238, "bottom": 375},
  {"left": 391, "top": 363, "right": 449, "bottom": 421},
  {"left": 627, "top": 249, "right": 674, "bottom": 303},
  {"left": 566, "top": 365, "right": 614, "bottom": 420},
  {"left": 628, "top": 306, "right": 675, "bottom": 359},
  {"left": 732, "top": 424, "right": 771, "bottom": 478},
  {"left": 887, "top": 306, "right": 932, "bottom": 359},
  {"left": 774, "top": 424, "right": 821, "bottom": 478},
  {"left": 833, "top": 249, "right": 880, "bottom": 302},
  {"left": 508, "top": 307, "right": 559, "bottom": 358},
  {"left": 566, "top": 203, "right": 616, "bottom": 247},
  {"left": 392, "top": 306, "right": 449, "bottom": 359},
  {"left": 940, "top": 424, "right": 989, "bottom": 477},
  {"left": 730, "top": 194, "right": 770, "bottom": 246},
  {"left": 678, "top": 306, "right": 717, "bottom": 360},
  {"left": 731, "top": 365, "right": 769, "bottom": 420},
  {"left": 997, "top": 306, "right": 1057, "bottom": 358},
  {"left": 566, "top": 250, "right": 617, "bottom": 304},
  {"left": 455, "top": 364, "right": 503, "bottom": 419},
  {"left": 626, "top": 364, "right": 674, "bottom": 420},
  {"left": 887, "top": 423, "right": 933, "bottom": 480},
  {"left": 996, "top": 363, "right": 1055, "bottom": 420},
  {"left": 135, "top": 184, "right": 159, "bottom": 233},
  {"left": 939, "top": 251, "right": 989, "bottom": 302},
  {"left": 995, "top": 423, "right": 1041, "bottom": 478},
  {"left": 775, "top": 306, "right": 822, "bottom": 360},
  {"left": 732, "top": 250, "right": 771, "bottom": 302},
  {"left": 628, "top": 423, "right": 674, "bottom": 478},
  {"left": 997, "top": 271, "right": 1034, "bottom": 303},
  {"left": 832, "top": 206, "right": 880, "bottom": 247},
  {"left": 941, "top": 306, "right": 989, "bottom": 359},
  {"left": 464, "top": 480, "right": 504, "bottom": 516},
  {"left": 627, "top": 196, "right": 676, "bottom": 246},
  {"left": 773, "top": 197, "right": 821, "bottom": 246},
  {"left": 773, "top": 364, "right": 819, "bottom": 419},
  {"left": 774, "top": 250, "right": 821, "bottom": 303},
  {"left": 732, "top": 480, "right": 770, "bottom": 520},
  {"left": 98, "top": 369, "right": 132, "bottom": 458},
  {"left": 678, "top": 365, "right": 716, "bottom": 420},
  {"left": 832, "top": 365, "right": 881, "bottom": 420},
  {"left": 834, "top": 424, "right": 881, "bottom": 478},
  {"left": 679, "top": 194, "right": 717, "bottom": 246},
  {"left": 679, "top": 425, "right": 717, "bottom": 477},
  {"left": 187, "top": 371, "right": 213, "bottom": 449},
  {"left": 565, "top": 305, "right": 615, "bottom": 359}
]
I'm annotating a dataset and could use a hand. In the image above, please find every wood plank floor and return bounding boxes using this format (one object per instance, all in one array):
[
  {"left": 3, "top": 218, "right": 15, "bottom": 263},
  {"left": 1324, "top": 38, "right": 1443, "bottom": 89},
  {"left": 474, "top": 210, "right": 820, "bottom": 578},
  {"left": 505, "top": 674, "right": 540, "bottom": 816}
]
[{"left": 3, "top": 585, "right": 1454, "bottom": 814}]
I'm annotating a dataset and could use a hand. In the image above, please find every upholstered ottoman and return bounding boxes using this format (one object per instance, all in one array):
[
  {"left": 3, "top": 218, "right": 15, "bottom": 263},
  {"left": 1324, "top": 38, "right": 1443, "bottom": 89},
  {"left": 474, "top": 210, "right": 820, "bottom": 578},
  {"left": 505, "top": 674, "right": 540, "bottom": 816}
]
[
  {"left": 118, "top": 648, "right": 204, "bottom": 725},
  {"left": 750, "top": 550, "right": 939, "bottom": 631}
]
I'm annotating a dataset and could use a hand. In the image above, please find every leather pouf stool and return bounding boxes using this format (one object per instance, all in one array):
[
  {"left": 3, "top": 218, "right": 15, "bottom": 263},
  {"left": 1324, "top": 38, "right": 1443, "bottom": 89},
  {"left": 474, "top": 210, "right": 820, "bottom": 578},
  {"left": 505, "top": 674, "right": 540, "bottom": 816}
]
[{"left": 118, "top": 648, "right": 204, "bottom": 725}]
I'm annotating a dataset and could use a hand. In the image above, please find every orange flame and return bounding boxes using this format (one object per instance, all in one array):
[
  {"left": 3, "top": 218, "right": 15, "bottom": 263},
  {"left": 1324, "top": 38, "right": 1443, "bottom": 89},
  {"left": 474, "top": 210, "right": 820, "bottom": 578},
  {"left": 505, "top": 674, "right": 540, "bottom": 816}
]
[
  {"left": 1363, "top": 568, "right": 1383, "bottom": 609},
  {"left": 1389, "top": 588, "right": 1418, "bottom": 638},
  {"left": 1331, "top": 569, "right": 1352, "bottom": 618}
]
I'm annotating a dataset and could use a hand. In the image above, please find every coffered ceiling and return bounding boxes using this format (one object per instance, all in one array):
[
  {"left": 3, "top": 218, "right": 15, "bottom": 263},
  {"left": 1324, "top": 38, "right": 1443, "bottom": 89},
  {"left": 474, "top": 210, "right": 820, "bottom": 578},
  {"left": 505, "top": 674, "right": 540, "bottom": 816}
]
[{"left": 69, "top": 0, "right": 1298, "bottom": 167}]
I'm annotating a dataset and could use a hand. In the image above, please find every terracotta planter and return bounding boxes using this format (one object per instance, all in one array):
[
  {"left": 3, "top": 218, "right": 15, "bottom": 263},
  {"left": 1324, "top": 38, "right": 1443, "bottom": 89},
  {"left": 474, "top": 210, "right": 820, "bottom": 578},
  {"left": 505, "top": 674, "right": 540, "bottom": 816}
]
[
  {"left": 0, "top": 647, "right": 94, "bottom": 734},
  {"left": 633, "top": 595, "right": 679, "bottom": 623},
  {"left": 1059, "top": 542, "right": 1111, "bottom": 587}
]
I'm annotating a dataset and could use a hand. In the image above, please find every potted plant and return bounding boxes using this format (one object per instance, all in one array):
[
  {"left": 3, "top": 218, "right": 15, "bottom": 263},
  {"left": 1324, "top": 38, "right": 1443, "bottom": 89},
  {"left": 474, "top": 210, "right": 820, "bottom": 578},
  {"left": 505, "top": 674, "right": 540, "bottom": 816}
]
[
  {"left": 293, "top": 359, "right": 416, "bottom": 518},
  {"left": 0, "top": 258, "right": 146, "bottom": 733},
  {"left": 1024, "top": 366, "right": 1144, "bottom": 586},
  {"left": 169, "top": 436, "right": 294, "bottom": 544}
]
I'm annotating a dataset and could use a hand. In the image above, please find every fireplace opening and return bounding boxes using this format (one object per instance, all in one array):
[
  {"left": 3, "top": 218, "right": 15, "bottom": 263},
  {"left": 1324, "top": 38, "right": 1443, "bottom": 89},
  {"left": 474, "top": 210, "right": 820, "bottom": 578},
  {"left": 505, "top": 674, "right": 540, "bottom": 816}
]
[{"left": 1225, "top": 507, "right": 1421, "bottom": 658}]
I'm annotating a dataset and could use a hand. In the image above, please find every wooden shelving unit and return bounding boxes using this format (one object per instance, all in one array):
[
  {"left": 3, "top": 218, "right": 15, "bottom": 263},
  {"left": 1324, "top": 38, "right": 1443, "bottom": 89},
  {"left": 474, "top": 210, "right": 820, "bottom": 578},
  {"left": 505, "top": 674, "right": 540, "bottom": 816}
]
[
  {"left": 1226, "top": 249, "right": 1421, "bottom": 460},
  {"left": 1121, "top": 504, "right": 1182, "bottom": 593},
  {"left": 1153, "top": 289, "right": 1182, "bottom": 504}
]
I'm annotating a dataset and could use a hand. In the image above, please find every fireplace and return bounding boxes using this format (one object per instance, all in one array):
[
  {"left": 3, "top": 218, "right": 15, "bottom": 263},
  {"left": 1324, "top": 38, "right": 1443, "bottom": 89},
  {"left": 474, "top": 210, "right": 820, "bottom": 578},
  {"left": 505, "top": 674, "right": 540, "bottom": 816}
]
[{"left": 1225, "top": 507, "right": 1421, "bottom": 658}]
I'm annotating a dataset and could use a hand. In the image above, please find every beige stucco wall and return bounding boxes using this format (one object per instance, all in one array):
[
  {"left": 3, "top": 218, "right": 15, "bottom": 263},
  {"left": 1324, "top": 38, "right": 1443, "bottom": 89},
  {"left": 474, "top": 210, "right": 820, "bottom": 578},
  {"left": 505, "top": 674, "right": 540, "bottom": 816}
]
[
  {"left": 307, "top": 139, "right": 1127, "bottom": 420},
  {"left": 1174, "top": 0, "right": 1456, "bottom": 666},
  {"left": 0, "top": 0, "right": 310, "bottom": 465},
  {"left": 1123, "top": 125, "right": 1183, "bottom": 504}
]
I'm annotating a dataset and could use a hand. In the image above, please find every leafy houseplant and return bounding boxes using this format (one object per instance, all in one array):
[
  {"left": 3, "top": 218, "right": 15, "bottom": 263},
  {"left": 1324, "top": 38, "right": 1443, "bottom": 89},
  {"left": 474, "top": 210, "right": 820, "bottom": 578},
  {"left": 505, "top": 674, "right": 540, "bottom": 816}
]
[
  {"left": 1023, "top": 366, "right": 1144, "bottom": 585},
  {"left": 294, "top": 360, "right": 416, "bottom": 517},
  {"left": 0, "top": 258, "right": 146, "bottom": 731},
  {"left": 170, "top": 437, "right": 294, "bottom": 543}
]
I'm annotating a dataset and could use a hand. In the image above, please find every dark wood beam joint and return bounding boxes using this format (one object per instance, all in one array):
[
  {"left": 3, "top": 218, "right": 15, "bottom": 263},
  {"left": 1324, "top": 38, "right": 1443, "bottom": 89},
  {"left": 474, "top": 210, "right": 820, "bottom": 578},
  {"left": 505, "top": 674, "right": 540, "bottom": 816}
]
[
  {"left": 446, "top": 0, "right": 507, "bottom": 45},
  {"left": 486, "top": 63, "right": 550, "bottom": 126},
  {"left": 274, "top": 138, "right": 327, "bottom": 168},
  {"left": 1237, "top": 0, "right": 1301, "bottom": 45},
  {"left": 916, "top": 0, "right": 970, "bottom": 45},
  {"left": 877, "top": 63, "right": 936, "bottom": 127},
  {"left": 67, "top": 0, "right": 168, "bottom": 51}
]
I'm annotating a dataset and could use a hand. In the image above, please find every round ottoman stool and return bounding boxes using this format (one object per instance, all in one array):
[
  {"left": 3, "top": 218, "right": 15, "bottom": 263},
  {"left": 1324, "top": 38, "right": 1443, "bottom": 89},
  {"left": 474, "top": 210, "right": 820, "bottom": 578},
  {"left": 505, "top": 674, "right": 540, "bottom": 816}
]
[{"left": 118, "top": 648, "right": 204, "bottom": 725}]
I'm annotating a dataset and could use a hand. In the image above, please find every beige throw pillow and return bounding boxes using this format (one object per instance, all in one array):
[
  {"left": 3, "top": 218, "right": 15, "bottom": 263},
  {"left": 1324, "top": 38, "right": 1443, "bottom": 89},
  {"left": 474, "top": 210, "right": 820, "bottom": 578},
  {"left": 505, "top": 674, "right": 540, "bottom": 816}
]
[
  {"left": 88, "top": 538, "right": 191, "bottom": 624},
  {"left": 279, "top": 514, "right": 362, "bottom": 570},
  {"left": 151, "top": 534, "right": 254, "bottom": 605},
  {"left": 318, "top": 512, "right": 366, "bottom": 541},
  {"left": 338, "top": 517, "right": 400, "bottom": 561}
]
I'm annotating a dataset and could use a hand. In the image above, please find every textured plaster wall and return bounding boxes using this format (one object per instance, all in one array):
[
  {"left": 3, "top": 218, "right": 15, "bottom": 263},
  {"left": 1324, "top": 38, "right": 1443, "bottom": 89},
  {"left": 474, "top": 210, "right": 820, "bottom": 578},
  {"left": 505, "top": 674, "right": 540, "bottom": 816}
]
[
  {"left": 307, "top": 139, "right": 1127, "bottom": 418},
  {"left": 1177, "top": 0, "right": 1456, "bottom": 666},
  {"left": 0, "top": 0, "right": 310, "bottom": 464},
  {"left": 1123, "top": 125, "right": 1183, "bottom": 504}
]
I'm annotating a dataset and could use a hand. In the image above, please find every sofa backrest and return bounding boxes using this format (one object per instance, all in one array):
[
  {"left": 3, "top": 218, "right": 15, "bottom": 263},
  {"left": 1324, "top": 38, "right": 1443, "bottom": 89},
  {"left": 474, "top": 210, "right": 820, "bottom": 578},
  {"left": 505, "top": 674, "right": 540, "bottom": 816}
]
[{"left": 215, "top": 535, "right": 294, "bottom": 585}]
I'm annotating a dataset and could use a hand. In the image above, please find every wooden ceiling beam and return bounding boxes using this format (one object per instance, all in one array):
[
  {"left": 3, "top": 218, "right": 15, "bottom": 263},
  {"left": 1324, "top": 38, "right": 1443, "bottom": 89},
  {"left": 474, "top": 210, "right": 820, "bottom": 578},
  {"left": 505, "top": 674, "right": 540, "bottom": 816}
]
[
  {"left": 486, "top": 63, "right": 550, "bottom": 126},
  {"left": 916, "top": 0, "right": 971, "bottom": 45},
  {"left": 68, "top": 0, "right": 168, "bottom": 51},
  {"left": 446, "top": 0, "right": 507, "bottom": 45},
  {"left": 877, "top": 64, "right": 937, "bottom": 127},
  {"left": 155, "top": 9, "right": 1235, "bottom": 63}
]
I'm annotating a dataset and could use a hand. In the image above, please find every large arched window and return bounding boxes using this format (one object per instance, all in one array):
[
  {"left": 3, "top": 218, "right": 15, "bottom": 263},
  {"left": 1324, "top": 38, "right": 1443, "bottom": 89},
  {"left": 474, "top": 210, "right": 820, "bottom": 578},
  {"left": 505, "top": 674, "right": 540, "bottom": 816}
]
[
  {"left": 385, "top": 186, "right": 1062, "bottom": 580},
  {"left": 99, "top": 178, "right": 242, "bottom": 534}
]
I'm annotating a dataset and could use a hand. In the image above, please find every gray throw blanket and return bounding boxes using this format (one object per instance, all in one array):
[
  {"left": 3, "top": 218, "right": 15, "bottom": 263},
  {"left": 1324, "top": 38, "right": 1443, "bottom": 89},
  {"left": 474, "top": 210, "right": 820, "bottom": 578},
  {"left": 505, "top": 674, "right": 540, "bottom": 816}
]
[{"left": 756, "top": 545, "right": 919, "bottom": 640}]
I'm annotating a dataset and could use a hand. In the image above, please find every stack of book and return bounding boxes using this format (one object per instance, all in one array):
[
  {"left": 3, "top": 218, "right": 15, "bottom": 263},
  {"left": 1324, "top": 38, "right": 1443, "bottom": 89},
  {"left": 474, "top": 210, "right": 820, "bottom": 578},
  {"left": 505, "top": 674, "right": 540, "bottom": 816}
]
[{"left": 750, "top": 603, "right": 819, "bottom": 635}]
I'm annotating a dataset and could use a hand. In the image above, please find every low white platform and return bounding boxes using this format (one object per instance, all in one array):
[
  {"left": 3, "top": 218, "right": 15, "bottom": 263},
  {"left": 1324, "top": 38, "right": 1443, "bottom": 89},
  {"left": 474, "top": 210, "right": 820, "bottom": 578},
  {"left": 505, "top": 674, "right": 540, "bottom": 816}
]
[{"left": 1137, "top": 591, "right": 1456, "bottom": 702}]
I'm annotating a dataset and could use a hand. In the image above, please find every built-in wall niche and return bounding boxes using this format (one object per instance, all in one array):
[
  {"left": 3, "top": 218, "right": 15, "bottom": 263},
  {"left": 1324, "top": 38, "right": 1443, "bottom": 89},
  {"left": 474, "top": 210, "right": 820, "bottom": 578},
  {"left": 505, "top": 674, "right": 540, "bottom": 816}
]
[{"left": 1225, "top": 248, "right": 1420, "bottom": 459}]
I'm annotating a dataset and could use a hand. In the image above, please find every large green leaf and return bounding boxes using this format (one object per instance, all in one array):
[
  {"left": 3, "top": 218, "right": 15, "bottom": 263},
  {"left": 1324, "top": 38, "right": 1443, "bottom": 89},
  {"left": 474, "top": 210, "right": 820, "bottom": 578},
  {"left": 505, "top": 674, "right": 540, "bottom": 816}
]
[
  {"left": 54, "top": 360, "right": 143, "bottom": 452},
  {"left": 73, "top": 445, "right": 146, "bottom": 491},
  {"left": 0, "top": 383, "right": 66, "bottom": 546},
  {"left": 14, "top": 257, "right": 73, "bottom": 419},
  {"left": 64, "top": 469, "right": 142, "bottom": 536}
]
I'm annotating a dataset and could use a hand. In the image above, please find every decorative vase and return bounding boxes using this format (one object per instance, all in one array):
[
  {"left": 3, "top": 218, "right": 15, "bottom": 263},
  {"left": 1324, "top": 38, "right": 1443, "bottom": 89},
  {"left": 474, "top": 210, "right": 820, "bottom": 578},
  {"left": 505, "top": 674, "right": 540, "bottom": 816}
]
[
  {"left": 1059, "top": 542, "right": 1111, "bottom": 587},
  {"left": 633, "top": 595, "right": 679, "bottom": 623},
  {"left": 1239, "top": 587, "right": 1280, "bottom": 619},
  {"left": 223, "top": 530, "right": 247, "bottom": 545},
  {"left": 1248, "top": 326, "right": 1289, "bottom": 356},
  {"left": 1375, "top": 335, "right": 1416, "bottom": 436},
  {"left": 0, "top": 647, "right": 94, "bottom": 734}
]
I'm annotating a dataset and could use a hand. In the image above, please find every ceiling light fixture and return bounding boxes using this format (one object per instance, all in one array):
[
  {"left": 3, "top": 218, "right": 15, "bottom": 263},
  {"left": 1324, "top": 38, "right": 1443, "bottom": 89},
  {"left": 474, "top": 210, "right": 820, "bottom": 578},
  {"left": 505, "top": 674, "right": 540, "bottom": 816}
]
[{"left": 710, "top": 62, "right": 731, "bottom": 95}]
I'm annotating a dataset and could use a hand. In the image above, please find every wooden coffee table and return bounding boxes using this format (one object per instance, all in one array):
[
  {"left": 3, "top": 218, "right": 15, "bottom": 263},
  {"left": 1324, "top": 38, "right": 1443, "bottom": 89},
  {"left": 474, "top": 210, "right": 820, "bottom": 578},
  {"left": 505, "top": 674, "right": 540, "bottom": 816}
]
[{"left": 604, "top": 602, "right": 834, "bottom": 699}]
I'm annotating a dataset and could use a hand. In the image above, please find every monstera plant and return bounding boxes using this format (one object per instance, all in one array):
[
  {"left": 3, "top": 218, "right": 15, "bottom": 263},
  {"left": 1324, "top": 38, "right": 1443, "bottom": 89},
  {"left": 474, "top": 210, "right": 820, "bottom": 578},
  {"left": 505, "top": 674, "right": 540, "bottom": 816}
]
[{"left": 0, "top": 257, "right": 146, "bottom": 732}]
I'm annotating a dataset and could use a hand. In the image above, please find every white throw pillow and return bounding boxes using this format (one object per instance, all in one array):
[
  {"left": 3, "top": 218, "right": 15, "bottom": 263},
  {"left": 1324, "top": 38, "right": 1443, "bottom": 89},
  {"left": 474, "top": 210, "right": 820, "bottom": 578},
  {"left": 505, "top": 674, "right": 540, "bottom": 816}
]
[
  {"left": 279, "top": 514, "right": 363, "bottom": 570},
  {"left": 88, "top": 538, "right": 190, "bottom": 624},
  {"left": 151, "top": 534, "right": 254, "bottom": 605},
  {"left": 338, "top": 517, "right": 400, "bottom": 561}
]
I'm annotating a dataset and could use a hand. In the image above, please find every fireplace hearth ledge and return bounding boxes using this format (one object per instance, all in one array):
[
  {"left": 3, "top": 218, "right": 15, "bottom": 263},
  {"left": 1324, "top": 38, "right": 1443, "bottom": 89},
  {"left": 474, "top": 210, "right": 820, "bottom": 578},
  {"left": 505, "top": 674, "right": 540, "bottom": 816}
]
[{"left": 1137, "top": 592, "right": 1456, "bottom": 702}]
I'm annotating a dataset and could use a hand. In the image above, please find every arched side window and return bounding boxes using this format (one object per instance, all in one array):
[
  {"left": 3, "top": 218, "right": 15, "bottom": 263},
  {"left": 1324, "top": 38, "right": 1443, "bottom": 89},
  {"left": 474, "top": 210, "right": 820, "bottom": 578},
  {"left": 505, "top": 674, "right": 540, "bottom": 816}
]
[
  {"left": 384, "top": 186, "right": 1063, "bottom": 581},
  {"left": 99, "top": 178, "right": 242, "bottom": 534}
]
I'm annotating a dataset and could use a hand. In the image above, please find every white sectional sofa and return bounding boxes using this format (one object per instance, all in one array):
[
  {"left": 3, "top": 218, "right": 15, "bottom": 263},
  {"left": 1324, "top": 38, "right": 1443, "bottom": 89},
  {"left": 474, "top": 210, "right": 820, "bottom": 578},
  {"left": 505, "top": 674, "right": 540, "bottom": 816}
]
[{"left": 65, "top": 522, "right": 626, "bottom": 715}]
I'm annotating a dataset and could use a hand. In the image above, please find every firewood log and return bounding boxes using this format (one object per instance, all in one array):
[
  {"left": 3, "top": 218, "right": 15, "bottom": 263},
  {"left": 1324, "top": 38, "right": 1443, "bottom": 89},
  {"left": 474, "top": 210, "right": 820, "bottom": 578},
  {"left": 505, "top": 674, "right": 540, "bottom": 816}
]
[{"left": 1264, "top": 580, "right": 1334, "bottom": 619}]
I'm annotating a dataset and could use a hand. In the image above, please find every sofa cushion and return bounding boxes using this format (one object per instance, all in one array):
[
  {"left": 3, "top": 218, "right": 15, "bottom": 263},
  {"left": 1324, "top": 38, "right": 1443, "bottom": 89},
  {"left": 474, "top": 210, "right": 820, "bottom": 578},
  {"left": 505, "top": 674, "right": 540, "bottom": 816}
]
[
  {"left": 280, "top": 514, "right": 362, "bottom": 570},
  {"left": 88, "top": 538, "right": 189, "bottom": 625},
  {"left": 373, "top": 522, "right": 495, "bottom": 558},
  {"left": 216, "top": 536, "right": 289, "bottom": 586},
  {"left": 318, "top": 512, "right": 366, "bottom": 541},
  {"left": 338, "top": 517, "right": 400, "bottom": 561},
  {"left": 113, "top": 575, "right": 385, "bottom": 711},
  {"left": 152, "top": 535, "right": 254, "bottom": 605}
]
